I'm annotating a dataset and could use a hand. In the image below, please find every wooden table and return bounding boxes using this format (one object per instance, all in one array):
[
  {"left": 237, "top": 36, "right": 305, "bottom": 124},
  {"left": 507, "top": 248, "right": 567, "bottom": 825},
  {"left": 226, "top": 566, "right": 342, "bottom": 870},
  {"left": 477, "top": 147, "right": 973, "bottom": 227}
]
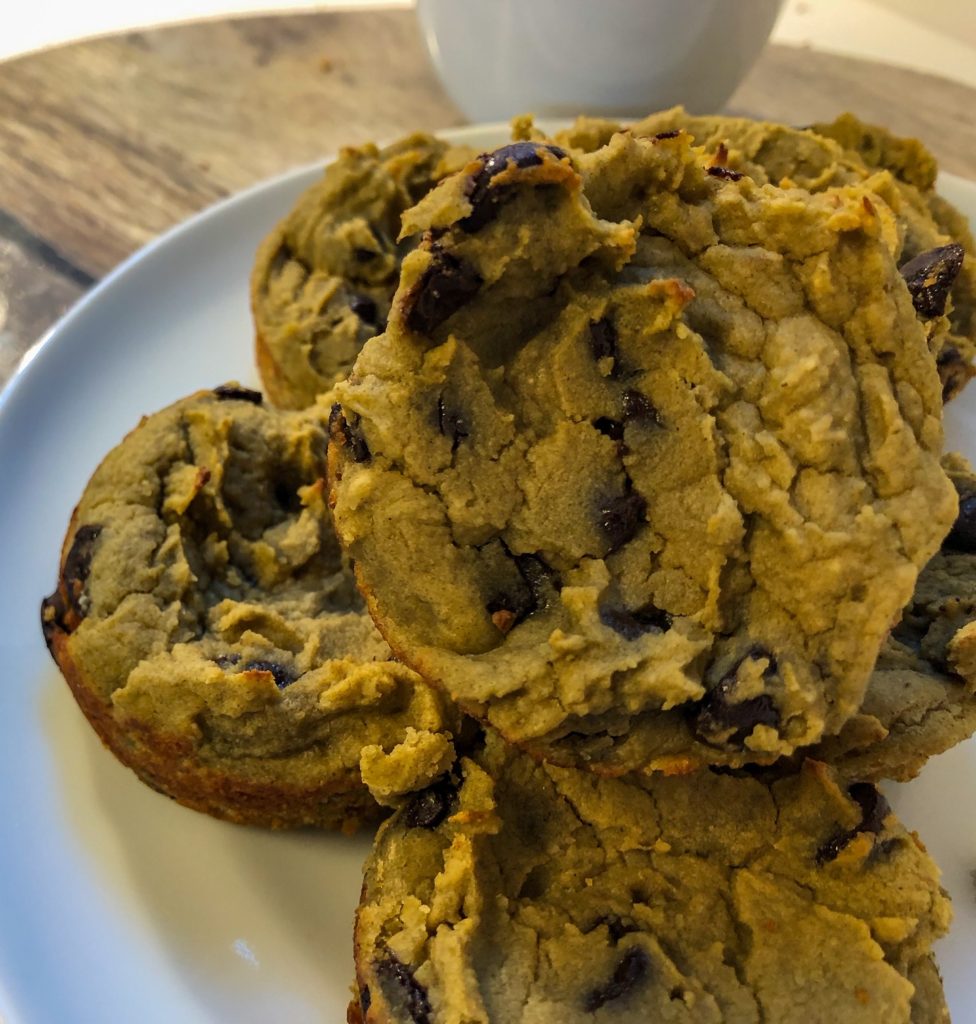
[{"left": 2, "top": 7, "right": 976, "bottom": 389}]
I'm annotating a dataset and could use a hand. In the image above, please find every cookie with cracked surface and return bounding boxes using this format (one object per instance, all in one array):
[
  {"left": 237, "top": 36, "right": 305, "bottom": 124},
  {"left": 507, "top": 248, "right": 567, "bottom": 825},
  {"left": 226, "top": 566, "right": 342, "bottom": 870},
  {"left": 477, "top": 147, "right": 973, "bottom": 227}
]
[
  {"left": 554, "top": 456, "right": 976, "bottom": 780},
  {"left": 351, "top": 731, "right": 951, "bottom": 1023},
  {"left": 329, "top": 133, "right": 955, "bottom": 767},
  {"left": 546, "top": 108, "right": 976, "bottom": 400},
  {"left": 251, "top": 134, "right": 474, "bottom": 409},
  {"left": 41, "top": 386, "right": 455, "bottom": 830}
]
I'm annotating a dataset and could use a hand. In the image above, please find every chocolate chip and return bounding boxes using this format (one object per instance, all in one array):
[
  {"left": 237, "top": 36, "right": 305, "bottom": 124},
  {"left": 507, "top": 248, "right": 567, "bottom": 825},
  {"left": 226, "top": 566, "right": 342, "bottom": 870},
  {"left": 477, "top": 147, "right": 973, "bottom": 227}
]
[
  {"left": 937, "top": 345, "right": 971, "bottom": 402},
  {"left": 589, "top": 317, "right": 617, "bottom": 364},
  {"left": 349, "top": 294, "right": 378, "bottom": 325},
  {"left": 404, "top": 251, "right": 482, "bottom": 335},
  {"left": 486, "top": 552, "right": 561, "bottom": 634},
  {"left": 706, "top": 166, "right": 743, "bottom": 181},
  {"left": 946, "top": 494, "right": 976, "bottom": 552},
  {"left": 622, "top": 389, "right": 662, "bottom": 425},
  {"left": 588, "top": 915, "right": 637, "bottom": 944},
  {"left": 654, "top": 129, "right": 682, "bottom": 140},
  {"left": 816, "top": 783, "right": 891, "bottom": 865},
  {"left": 403, "top": 776, "right": 456, "bottom": 829},
  {"left": 849, "top": 781, "right": 890, "bottom": 834},
  {"left": 868, "top": 837, "right": 902, "bottom": 864},
  {"left": 461, "top": 142, "right": 568, "bottom": 232},
  {"left": 515, "top": 553, "right": 561, "bottom": 604},
  {"left": 694, "top": 648, "right": 781, "bottom": 745},
  {"left": 329, "top": 403, "right": 371, "bottom": 464},
  {"left": 598, "top": 492, "right": 647, "bottom": 553},
  {"left": 359, "top": 985, "right": 372, "bottom": 1013},
  {"left": 899, "top": 243, "right": 965, "bottom": 318},
  {"left": 213, "top": 384, "right": 263, "bottom": 404},
  {"left": 437, "top": 397, "right": 469, "bottom": 453},
  {"left": 600, "top": 603, "right": 671, "bottom": 639},
  {"left": 594, "top": 417, "right": 624, "bottom": 441},
  {"left": 63, "top": 524, "right": 102, "bottom": 608},
  {"left": 583, "top": 948, "right": 651, "bottom": 1012},
  {"left": 44, "top": 523, "right": 104, "bottom": 640},
  {"left": 242, "top": 659, "right": 297, "bottom": 690},
  {"left": 213, "top": 653, "right": 241, "bottom": 669},
  {"left": 375, "top": 953, "right": 432, "bottom": 1024}
]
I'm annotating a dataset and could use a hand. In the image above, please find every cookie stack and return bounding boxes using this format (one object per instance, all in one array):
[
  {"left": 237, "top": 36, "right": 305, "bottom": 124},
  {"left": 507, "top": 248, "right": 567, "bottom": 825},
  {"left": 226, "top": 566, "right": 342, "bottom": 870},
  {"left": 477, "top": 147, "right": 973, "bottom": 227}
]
[{"left": 42, "top": 111, "right": 976, "bottom": 1022}]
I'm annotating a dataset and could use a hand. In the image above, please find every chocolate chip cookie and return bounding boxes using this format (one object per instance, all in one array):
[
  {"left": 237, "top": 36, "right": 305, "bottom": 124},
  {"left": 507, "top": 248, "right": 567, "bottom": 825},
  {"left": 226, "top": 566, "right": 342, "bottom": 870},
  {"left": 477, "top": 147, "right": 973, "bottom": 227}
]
[
  {"left": 329, "top": 133, "right": 955, "bottom": 768},
  {"left": 810, "top": 453, "right": 976, "bottom": 780},
  {"left": 553, "top": 455, "right": 976, "bottom": 779},
  {"left": 251, "top": 134, "right": 474, "bottom": 409},
  {"left": 351, "top": 731, "right": 951, "bottom": 1023},
  {"left": 545, "top": 108, "right": 976, "bottom": 400},
  {"left": 42, "top": 387, "right": 456, "bottom": 830}
]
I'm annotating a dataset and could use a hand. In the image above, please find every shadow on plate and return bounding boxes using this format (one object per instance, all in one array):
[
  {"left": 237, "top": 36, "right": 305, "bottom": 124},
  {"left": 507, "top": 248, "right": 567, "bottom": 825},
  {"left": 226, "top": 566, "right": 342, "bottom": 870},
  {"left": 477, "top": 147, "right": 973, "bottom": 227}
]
[{"left": 40, "top": 672, "right": 373, "bottom": 1023}]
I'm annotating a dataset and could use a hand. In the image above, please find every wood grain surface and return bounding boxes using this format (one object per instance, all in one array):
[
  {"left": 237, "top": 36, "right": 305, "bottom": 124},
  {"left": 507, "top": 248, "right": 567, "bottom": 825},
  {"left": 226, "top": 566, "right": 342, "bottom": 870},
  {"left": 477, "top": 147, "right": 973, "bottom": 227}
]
[{"left": 1, "top": 7, "right": 975, "bottom": 387}]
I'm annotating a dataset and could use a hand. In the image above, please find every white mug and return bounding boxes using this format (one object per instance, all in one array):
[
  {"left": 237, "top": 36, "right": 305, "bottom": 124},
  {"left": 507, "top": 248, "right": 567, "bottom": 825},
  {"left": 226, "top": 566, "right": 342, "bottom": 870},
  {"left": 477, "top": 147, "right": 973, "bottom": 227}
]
[{"left": 417, "top": 0, "right": 785, "bottom": 123}]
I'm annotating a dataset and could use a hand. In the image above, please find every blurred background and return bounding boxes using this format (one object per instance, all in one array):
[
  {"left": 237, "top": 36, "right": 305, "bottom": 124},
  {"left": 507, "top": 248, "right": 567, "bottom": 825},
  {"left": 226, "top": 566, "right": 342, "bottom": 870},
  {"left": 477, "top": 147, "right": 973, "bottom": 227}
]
[{"left": 3, "top": 0, "right": 975, "bottom": 89}]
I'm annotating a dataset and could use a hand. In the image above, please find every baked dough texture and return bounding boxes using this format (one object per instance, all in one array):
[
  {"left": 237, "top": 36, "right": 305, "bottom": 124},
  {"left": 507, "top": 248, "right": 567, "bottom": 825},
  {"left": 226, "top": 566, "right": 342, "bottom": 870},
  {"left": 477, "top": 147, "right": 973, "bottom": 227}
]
[
  {"left": 42, "top": 387, "right": 455, "bottom": 830},
  {"left": 251, "top": 134, "right": 474, "bottom": 409},
  {"left": 351, "top": 732, "right": 951, "bottom": 1023},
  {"left": 329, "top": 131, "right": 956, "bottom": 767},
  {"left": 544, "top": 108, "right": 976, "bottom": 400}
]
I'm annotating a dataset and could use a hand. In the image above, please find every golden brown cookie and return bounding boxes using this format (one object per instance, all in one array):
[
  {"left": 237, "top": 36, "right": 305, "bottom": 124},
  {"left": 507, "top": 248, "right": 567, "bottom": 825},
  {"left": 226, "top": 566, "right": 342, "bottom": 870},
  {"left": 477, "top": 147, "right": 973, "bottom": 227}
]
[{"left": 42, "top": 386, "right": 456, "bottom": 830}]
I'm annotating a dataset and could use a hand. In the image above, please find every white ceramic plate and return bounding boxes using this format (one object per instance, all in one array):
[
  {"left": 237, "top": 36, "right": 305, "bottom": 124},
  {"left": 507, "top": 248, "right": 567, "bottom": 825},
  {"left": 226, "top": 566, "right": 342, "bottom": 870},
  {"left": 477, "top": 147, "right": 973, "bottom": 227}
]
[{"left": 1, "top": 124, "right": 974, "bottom": 1023}]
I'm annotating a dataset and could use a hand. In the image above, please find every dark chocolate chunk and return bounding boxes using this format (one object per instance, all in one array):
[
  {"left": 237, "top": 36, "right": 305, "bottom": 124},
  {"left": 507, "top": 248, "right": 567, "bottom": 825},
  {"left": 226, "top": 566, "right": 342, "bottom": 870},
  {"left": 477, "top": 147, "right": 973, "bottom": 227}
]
[
  {"left": 487, "top": 552, "right": 561, "bottom": 634},
  {"left": 329, "top": 403, "right": 371, "bottom": 464},
  {"left": 583, "top": 947, "right": 651, "bottom": 1012},
  {"left": 622, "top": 389, "right": 662, "bottom": 425},
  {"left": 213, "top": 384, "right": 263, "bottom": 404},
  {"left": 349, "top": 294, "right": 379, "bottom": 325},
  {"left": 588, "top": 914, "right": 638, "bottom": 944},
  {"left": 694, "top": 648, "right": 780, "bottom": 745},
  {"left": 63, "top": 524, "right": 103, "bottom": 614},
  {"left": 359, "top": 985, "right": 372, "bottom": 1014},
  {"left": 403, "top": 776, "right": 456, "bottom": 829},
  {"left": 437, "top": 397, "right": 469, "bottom": 453},
  {"left": 461, "top": 142, "right": 567, "bottom": 232},
  {"left": 899, "top": 243, "right": 965, "bottom": 319},
  {"left": 375, "top": 953, "right": 432, "bottom": 1024},
  {"left": 589, "top": 317, "right": 618, "bottom": 364},
  {"left": 404, "top": 251, "right": 482, "bottom": 335},
  {"left": 706, "top": 166, "right": 743, "bottom": 181},
  {"left": 946, "top": 493, "right": 976, "bottom": 552},
  {"left": 600, "top": 603, "right": 671, "bottom": 639},
  {"left": 849, "top": 781, "right": 890, "bottom": 834},
  {"left": 868, "top": 836, "right": 902, "bottom": 864},
  {"left": 593, "top": 417, "right": 624, "bottom": 441},
  {"left": 598, "top": 492, "right": 647, "bottom": 552},
  {"left": 40, "top": 592, "right": 67, "bottom": 648},
  {"left": 44, "top": 523, "right": 105, "bottom": 640},
  {"left": 653, "top": 129, "right": 682, "bottom": 140},
  {"left": 936, "top": 344, "right": 972, "bottom": 402},
  {"left": 816, "top": 783, "right": 891, "bottom": 865},
  {"left": 242, "top": 659, "right": 297, "bottom": 690},
  {"left": 515, "top": 553, "right": 561, "bottom": 605}
]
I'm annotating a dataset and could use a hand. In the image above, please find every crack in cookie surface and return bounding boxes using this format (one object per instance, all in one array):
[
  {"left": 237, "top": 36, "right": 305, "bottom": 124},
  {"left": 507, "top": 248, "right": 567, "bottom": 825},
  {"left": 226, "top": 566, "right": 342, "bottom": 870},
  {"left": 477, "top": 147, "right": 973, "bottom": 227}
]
[
  {"left": 353, "top": 733, "right": 951, "bottom": 1023},
  {"left": 329, "top": 131, "right": 955, "bottom": 767}
]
